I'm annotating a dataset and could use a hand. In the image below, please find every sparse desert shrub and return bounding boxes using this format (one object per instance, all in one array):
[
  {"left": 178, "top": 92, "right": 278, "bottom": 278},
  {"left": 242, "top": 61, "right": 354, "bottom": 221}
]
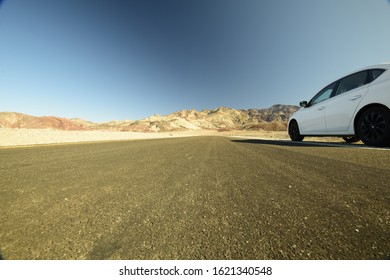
[
  {"left": 246, "top": 121, "right": 287, "bottom": 131},
  {"left": 217, "top": 128, "right": 233, "bottom": 132}
]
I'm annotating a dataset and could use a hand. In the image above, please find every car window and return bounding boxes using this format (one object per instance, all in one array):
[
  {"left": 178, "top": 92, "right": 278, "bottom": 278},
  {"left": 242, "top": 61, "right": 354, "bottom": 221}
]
[
  {"left": 371, "top": 69, "right": 385, "bottom": 81},
  {"left": 335, "top": 71, "right": 368, "bottom": 96},
  {"left": 309, "top": 81, "right": 338, "bottom": 106}
]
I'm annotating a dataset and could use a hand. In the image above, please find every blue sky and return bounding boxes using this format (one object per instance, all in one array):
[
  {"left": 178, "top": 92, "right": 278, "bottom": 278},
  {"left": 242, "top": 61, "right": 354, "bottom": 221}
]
[{"left": 1, "top": 0, "right": 390, "bottom": 122}]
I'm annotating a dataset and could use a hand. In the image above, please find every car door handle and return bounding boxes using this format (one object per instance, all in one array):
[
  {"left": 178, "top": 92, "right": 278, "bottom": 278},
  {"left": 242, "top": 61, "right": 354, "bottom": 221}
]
[
  {"left": 317, "top": 106, "right": 325, "bottom": 110},
  {"left": 350, "top": 95, "right": 361, "bottom": 101}
]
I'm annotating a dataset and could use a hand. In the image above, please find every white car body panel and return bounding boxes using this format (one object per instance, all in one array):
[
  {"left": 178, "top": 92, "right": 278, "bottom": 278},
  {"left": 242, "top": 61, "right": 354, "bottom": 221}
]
[
  {"left": 289, "top": 63, "right": 390, "bottom": 137},
  {"left": 297, "top": 101, "right": 328, "bottom": 134},
  {"left": 325, "top": 84, "right": 369, "bottom": 133},
  {"left": 357, "top": 74, "right": 390, "bottom": 109}
]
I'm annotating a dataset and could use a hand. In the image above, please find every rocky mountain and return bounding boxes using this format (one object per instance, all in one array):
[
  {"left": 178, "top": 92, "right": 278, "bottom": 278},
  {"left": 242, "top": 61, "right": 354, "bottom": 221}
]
[
  {"left": 0, "top": 104, "right": 299, "bottom": 132},
  {"left": 0, "top": 112, "right": 90, "bottom": 130}
]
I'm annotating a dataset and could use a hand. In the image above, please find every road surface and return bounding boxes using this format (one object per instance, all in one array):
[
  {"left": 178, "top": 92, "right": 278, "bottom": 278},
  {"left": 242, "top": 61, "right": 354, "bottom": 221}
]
[{"left": 1, "top": 136, "right": 389, "bottom": 259}]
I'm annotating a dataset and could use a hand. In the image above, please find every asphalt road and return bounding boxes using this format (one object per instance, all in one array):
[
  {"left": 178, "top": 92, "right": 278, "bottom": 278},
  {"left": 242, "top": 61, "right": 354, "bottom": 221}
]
[{"left": 1, "top": 136, "right": 389, "bottom": 260}]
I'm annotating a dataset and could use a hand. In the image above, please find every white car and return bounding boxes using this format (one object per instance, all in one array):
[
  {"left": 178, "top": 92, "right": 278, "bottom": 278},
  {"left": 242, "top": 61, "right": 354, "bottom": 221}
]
[{"left": 288, "top": 63, "right": 390, "bottom": 147}]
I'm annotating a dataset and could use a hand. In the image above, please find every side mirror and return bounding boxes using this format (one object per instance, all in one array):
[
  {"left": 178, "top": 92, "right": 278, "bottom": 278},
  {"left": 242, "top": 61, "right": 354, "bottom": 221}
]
[{"left": 299, "top": 101, "right": 308, "bottom": 107}]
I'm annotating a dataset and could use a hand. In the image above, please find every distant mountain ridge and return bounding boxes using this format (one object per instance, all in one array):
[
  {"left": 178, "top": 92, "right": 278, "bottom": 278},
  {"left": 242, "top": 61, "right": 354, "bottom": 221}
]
[
  {"left": 0, "top": 112, "right": 90, "bottom": 130},
  {"left": 0, "top": 104, "right": 299, "bottom": 132}
]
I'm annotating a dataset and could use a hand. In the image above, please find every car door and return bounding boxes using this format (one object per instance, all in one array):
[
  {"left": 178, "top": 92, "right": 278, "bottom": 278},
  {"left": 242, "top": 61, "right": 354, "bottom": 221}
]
[
  {"left": 325, "top": 70, "right": 369, "bottom": 133},
  {"left": 299, "top": 81, "right": 339, "bottom": 134}
]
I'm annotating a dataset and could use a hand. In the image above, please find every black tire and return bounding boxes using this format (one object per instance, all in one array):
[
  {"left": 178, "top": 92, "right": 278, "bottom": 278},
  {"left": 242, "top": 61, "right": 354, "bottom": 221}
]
[
  {"left": 342, "top": 136, "right": 360, "bottom": 143},
  {"left": 356, "top": 107, "right": 390, "bottom": 147},
  {"left": 289, "top": 120, "right": 304, "bottom": 141}
]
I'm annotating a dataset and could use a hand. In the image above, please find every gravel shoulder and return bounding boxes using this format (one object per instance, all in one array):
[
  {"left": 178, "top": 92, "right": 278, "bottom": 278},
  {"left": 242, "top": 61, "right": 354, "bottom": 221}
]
[
  {"left": 0, "top": 128, "right": 211, "bottom": 147},
  {"left": 0, "top": 128, "right": 350, "bottom": 148}
]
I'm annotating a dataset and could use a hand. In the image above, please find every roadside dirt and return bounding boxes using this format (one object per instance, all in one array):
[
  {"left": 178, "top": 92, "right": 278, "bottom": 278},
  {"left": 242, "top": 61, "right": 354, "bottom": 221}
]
[{"left": 0, "top": 128, "right": 350, "bottom": 147}]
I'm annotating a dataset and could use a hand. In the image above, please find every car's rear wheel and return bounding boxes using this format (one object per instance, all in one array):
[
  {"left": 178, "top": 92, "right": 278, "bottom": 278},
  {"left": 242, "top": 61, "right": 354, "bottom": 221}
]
[
  {"left": 356, "top": 107, "right": 390, "bottom": 147},
  {"left": 289, "top": 120, "right": 304, "bottom": 141},
  {"left": 342, "top": 136, "right": 360, "bottom": 143}
]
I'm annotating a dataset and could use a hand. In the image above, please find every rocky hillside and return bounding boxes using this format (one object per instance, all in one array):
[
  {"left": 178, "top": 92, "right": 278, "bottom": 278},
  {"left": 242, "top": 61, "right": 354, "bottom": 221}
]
[
  {"left": 0, "top": 112, "right": 91, "bottom": 130},
  {"left": 0, "top": 104, "right": 299, "bottom": 132}
]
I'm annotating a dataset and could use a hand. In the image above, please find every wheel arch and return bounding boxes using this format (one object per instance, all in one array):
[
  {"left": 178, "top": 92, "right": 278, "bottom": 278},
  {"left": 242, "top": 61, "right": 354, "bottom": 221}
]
[
  {"left": 288, "top": 118, "right": 298, "bottom": 128},
  {"left": 353, "top": 103, "right": 390, "bottom": 133}
]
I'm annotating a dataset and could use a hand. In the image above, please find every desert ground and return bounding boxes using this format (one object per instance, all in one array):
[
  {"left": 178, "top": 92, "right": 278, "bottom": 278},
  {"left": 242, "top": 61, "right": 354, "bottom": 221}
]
[
  {"left": 0, "top": 128, "right": 293, "bottom": 147},
  {"left": 1, "top": 135, "right": 389, "bottom": 260},
  {"left": 0, "top": 128, "right": 354, "bottom": 147}
]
